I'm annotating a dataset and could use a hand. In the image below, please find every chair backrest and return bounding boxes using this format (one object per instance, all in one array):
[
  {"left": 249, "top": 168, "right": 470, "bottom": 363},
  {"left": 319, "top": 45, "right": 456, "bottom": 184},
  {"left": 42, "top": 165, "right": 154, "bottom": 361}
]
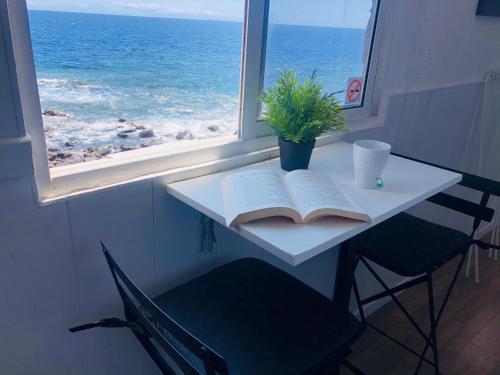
[
  {"left": 392, "top": 153, "right": 500, "bottom": 237},
  {"left": 101, "top": 242, "right": 229, "bottom": 375}
]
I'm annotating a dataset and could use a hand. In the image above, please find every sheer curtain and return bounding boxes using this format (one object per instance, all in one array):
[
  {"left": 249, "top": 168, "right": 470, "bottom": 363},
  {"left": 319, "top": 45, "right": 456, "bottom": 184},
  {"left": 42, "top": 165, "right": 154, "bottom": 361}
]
[
  {"left": 471, "top": 71, "right": 500, "bottom": 226},
  {"left": 347, "top": 0, "right": 500, "bottom": 298},
  {"left": 354, "top": 1, "right": 500, "bottom": 234}
]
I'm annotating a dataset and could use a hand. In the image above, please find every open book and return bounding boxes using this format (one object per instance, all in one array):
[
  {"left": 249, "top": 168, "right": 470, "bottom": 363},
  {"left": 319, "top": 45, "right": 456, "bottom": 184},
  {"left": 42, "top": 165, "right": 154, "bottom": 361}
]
[{"left": 221, "top": 169, "right": 372, "bottom": 226}]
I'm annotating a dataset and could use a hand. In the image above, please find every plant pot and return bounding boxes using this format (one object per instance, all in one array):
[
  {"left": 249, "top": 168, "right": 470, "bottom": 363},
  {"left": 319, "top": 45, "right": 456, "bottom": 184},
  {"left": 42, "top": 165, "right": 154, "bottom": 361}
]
[{"left": 278, "top": 138, "right": 316, "bottom": 171}]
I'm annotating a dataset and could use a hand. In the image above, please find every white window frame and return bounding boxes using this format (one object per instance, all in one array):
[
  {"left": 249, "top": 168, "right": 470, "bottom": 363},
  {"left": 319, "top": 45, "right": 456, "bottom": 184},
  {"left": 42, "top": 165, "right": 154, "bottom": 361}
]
[{"left": 8, "top": 0, "right": 389, "bottom": 201}]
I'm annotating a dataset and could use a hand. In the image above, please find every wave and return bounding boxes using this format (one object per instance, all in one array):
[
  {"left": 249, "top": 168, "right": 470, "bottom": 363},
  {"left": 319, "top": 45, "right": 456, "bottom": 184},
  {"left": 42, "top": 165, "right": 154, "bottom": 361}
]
[
  {"left": 38, "top": 77, "right": 103, "bottom": 89},
  {"left": 37, "top": 78, "right": 70, "bottom": 86},
  {"left": 38, "top": 78, "right": 116, "bottom": 106},
  {"left": 37, "top": 74, "right": 241, "bottom": 155},
  {"left": 42, "top": 111, "right": 239, "bottom": 152}
]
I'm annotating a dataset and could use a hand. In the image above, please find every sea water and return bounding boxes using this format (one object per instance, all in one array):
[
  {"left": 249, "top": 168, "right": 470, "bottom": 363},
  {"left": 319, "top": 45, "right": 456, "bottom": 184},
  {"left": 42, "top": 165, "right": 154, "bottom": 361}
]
[{"left": 28, "top": 10, "right": 366, "bottom": 159}]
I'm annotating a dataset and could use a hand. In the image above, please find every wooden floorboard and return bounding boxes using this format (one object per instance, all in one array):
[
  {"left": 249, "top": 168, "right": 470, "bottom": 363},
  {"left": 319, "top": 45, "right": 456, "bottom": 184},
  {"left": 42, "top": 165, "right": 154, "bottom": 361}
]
[{"left": 341, "top": 249, "right": 500, "bottom": 375}]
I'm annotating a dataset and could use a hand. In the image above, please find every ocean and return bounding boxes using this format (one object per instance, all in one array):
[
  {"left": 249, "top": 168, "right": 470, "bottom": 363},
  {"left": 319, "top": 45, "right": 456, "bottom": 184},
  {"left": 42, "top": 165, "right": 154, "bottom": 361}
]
[{"left": 28, "top": 10, "right": 366, "bottom": 165}]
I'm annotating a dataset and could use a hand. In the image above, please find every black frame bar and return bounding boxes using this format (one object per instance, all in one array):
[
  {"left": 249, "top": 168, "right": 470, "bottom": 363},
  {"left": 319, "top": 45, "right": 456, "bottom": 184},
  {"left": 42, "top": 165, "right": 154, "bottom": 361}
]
[
  {"left": 391, "top": 153, "right": 500, "bottom": 197},
  {"left": 353, "top": 154, "right": 500, "bottom": 374},
  {"left": 69, "top": 241, "right": 366, "bottom": 375},
  {"left": 354, "top": 251, "right": 468, "bottom": 373},
  {"left": 69, "top": 242, "right": 230, "bottom": 375},
  {"left": 334, "top": 240, "right": 359, "bottom": 310}
]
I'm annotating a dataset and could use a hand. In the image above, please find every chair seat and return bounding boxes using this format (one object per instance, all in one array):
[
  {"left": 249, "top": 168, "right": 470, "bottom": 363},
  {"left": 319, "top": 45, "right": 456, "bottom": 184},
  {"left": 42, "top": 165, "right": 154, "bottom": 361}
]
[
  {"left": 356, "top": 213, "right": 473, "bottom": 276},
  {"left": 153, "top": 258, "right": 361, "bottom": 375}
]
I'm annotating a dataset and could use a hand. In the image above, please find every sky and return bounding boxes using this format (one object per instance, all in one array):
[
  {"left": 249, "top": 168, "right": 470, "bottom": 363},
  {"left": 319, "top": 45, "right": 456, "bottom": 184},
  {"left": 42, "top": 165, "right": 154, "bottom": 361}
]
[{"left": 26, "top": 0, "right": 374, "bottom": 28}]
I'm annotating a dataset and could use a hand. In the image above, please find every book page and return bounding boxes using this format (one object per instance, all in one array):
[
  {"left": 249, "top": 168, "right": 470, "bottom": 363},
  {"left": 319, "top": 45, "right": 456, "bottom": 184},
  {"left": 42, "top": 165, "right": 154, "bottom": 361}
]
[
  {"left": 222, "top": 169, "right": 298, "bottom": 226},
  {"left": 283, "top": 170, "right": 370, "bottom": 222}
]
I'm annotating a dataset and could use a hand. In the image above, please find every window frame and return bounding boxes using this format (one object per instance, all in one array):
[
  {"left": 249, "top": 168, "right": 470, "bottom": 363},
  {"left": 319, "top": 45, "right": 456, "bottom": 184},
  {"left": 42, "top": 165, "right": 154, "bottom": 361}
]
[
  {"left": 248, "top": 0, "right": 385, "bottom": 138},
  {"left": 9, "top": 0, "right": 388, "bottom": 201}
]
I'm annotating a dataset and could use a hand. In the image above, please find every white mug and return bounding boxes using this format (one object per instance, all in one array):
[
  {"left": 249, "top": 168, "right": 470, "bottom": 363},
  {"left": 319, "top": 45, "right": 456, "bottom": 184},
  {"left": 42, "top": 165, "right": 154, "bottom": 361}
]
[{"left": 353, "top": 140, "right": 391, "bottom": 189}]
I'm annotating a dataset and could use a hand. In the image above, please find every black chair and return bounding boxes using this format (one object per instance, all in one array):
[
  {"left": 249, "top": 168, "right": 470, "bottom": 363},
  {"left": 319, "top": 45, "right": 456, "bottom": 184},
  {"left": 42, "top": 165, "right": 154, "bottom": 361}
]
[
  {"left": 69, "top": 242, "right": 365, "bottom": 375},
  {"left": 352, "top": 154, "right": 500, "bottom": 375}
]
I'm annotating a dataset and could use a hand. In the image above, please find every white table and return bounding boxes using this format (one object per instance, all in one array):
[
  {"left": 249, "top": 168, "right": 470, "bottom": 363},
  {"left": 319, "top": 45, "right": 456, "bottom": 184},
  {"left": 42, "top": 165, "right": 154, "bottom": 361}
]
[
  {"left": 167, "top": 142, "right": 462, "bottom": 265},
  {"left": 166, "top": 141, "right": 462, "bottom": 336}
]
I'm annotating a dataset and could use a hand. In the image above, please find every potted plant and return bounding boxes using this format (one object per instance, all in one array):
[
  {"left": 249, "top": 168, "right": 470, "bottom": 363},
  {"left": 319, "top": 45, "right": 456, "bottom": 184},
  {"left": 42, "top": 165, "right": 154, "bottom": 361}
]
[{"left": 259, "top": 69, "right": 345, "bottom": 171}]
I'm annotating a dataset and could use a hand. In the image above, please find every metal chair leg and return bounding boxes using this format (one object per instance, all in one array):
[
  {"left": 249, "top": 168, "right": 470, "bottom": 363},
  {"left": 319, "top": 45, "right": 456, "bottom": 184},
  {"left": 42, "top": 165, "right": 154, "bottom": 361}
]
[
  {"left": 426, "top": 274, "right": 440, "bottom": 374},
  {"left": 465, "top": 244, "right": 479, "bottom": 283},
  {"left": 493, "top": 227, "right": 499, "bottom": 260},
  {"left": 488, "top": 226, "right": 499, "bottom": 260},
  {"left": 352, "top": 257, "right": 367, "bottom": 326},
  {"left": 488, "top": 231, "right": 493, "bottom": 258},
  {"left": 474, "top": 244, "right": 479, "bottom": 283},
  {"left": 359, "top": 257, "right": 434, "bottom": 347},
  {"left": 414, "top": 253, "right": 467, "bottom": 374},
  {"left": 353, "top": 277, "right": 366, "bottom": 326},
  {"left": 465, "top": 245, "right": 473, "bottom": 277},
  {"left": 357, "top": 253, "right": 466, "bottom": 374}
]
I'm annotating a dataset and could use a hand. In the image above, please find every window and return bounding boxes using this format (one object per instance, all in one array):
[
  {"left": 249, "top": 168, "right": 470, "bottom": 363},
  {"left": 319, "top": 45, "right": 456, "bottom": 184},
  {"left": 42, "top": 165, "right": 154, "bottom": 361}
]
[
  {"left": 28, "top": 2, "right": 245, "bottom": 168},
  {"left": 263, "top": 0, "right": 378, "bottom": 108},
  {"left": 14, "top": 0, "right": 384, "bottom": 198}
]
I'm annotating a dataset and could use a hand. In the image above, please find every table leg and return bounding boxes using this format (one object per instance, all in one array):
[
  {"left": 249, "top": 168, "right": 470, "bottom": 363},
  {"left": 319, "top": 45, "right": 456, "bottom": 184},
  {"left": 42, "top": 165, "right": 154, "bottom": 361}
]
[
  {"left": 333, "top": 239, "right": 358, "bottom": 310},
  {"left": 331, "top": 239, "right": 358, "bottom": 375}
]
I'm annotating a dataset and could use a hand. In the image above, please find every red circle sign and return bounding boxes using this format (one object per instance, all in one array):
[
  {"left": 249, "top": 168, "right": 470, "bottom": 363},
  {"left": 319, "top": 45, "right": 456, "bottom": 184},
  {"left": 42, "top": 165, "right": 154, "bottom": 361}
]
[{"left": 347, "top": 79, "right": 362, "bottom": 103}]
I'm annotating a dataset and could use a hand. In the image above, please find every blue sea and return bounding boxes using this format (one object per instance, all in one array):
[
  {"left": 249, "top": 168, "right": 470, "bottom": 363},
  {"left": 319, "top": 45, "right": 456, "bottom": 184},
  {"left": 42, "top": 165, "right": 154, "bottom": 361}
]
[{"left": 28, "top": 10, "right": 366, "bottom": 158}]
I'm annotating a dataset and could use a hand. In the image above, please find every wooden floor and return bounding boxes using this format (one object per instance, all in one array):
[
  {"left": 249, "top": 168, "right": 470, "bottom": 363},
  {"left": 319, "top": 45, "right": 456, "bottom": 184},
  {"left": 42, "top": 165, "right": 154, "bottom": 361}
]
[{"left": 341, "top": 249, "right": 500, "bottom": 375}]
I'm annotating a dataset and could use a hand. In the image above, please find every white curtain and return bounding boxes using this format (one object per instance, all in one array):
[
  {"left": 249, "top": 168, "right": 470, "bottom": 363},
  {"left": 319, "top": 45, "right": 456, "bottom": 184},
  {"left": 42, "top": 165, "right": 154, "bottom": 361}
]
[{"left": 352, "top": 1, "right": 500, "bottom": 235}]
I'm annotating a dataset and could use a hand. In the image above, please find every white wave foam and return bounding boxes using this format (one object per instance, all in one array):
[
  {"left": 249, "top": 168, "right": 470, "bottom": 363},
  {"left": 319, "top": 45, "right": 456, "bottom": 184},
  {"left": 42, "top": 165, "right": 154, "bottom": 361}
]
[
  {"left": 38, "top": 78, "right": 102, "bottom": 89},
  {"left": 38, "top": 76, "right": 241, "bottom": 156},
  {"left": 38, "top": 81, "right": 116, "bottom": 105},
  {"left": 38, "top": 78, "right": 70, "bottom": 85},
  {"left": 42, "top": 111, "right": 239, "bottom": 152}
]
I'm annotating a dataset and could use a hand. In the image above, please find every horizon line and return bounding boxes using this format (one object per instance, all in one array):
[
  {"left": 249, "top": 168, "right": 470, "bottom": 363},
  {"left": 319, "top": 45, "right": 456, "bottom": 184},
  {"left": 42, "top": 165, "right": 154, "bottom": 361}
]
[{"left": 27, "top": 8, "right": 367, "bottom": 30}]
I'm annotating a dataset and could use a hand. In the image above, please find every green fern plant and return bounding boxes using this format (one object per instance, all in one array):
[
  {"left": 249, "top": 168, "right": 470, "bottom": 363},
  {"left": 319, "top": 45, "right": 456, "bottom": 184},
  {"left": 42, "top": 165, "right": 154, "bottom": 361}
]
[{"left": 259, "top": 69, "right": 346, "bottom": 143}]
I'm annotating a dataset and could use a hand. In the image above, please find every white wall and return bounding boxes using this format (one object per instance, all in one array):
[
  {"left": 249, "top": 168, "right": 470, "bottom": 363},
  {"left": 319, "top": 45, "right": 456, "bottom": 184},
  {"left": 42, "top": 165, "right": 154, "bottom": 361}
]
[
  {"left": 0, "top": 0, "right": 499, "bottom": 374},
  {"left": 338, "top": 1, "right": 499, "bottom": 188},
  {"left": 379, "top": 1, "right": 500, "bottom": 92}
]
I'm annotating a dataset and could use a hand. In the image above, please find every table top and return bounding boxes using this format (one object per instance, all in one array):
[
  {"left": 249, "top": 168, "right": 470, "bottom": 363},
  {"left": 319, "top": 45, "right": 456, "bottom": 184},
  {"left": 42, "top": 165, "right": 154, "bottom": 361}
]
[{"left": 166, "top": 142, "right": 462, "bottom": 266}]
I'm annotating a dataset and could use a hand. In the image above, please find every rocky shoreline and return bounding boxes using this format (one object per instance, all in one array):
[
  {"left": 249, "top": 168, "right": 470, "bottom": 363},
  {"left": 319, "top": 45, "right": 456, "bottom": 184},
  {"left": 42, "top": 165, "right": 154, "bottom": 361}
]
[{"left": 43, "top": 109, "right": 222, "bottom": 168}]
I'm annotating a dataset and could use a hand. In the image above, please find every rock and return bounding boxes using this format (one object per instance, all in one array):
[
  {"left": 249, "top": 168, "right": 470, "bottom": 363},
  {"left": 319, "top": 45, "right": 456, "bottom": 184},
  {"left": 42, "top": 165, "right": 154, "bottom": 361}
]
[
  {"left": 100, "top": 148, "right": 112, "bottom": 156},
  {"left": 56, "top": 152, "right": 72, "bottom": 159},
  {"left": 43, "top": 109, "right": 66, "bottom": 117},
  {"left": 117, "top": 132, "right": 128, "bottom": 139},
  {"left": 65, "top": 141, "right": 75, "bottom": 148},
  {"left": 118, "top": 118, "right": 127, "bottom": 123},
  {"left": 139, "top": 129, "right": 155, "bottom": 138},
  {"left": 176, "top": 130, "right": 194, "bottom": 140},
  {"left": 135, "top": 125, "right": 146, "bottom": 130},
  {"left": 48, "top": 147, "right": 59, "bottom": 152},
  {"left": 208, "top": 125, "right": 219, "bottom": 132},
  {"left": 120, "top": 145, "right": 136, "bottom": 152},
  {"left": 48, "top": 153, "right": 57, "bottom": 161},
  {"left": 85, "top": 147, "right": 95, "bottom": 153},
  {"left": 121, "top": 128, "right": 136, "bottom": 134},
  {"left": 84, "top": 152, "right": 103, "bottom": 161}
]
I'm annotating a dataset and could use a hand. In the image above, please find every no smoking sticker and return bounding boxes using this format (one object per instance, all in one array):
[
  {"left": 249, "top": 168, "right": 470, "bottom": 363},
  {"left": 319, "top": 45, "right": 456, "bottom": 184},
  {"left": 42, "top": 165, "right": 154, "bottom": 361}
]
[{"left": 345, "top": 77, "right": 363, "bottom": 105}]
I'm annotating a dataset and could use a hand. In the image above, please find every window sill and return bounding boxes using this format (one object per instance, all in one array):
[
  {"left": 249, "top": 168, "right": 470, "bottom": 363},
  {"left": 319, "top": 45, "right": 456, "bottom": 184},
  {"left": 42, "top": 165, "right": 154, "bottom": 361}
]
[{"left": 39, "top": 117, "right": 382, "bottom": 205}]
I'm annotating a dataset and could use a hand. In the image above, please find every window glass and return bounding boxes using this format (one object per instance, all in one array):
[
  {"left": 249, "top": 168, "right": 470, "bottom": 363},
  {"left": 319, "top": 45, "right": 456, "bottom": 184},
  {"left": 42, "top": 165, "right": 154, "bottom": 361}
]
[
  {"left": 28, "top": 1, "right": 244, "bottom": 167},
  {"left": 263, "top": 0, "right": 377, "bottom": 108}
]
